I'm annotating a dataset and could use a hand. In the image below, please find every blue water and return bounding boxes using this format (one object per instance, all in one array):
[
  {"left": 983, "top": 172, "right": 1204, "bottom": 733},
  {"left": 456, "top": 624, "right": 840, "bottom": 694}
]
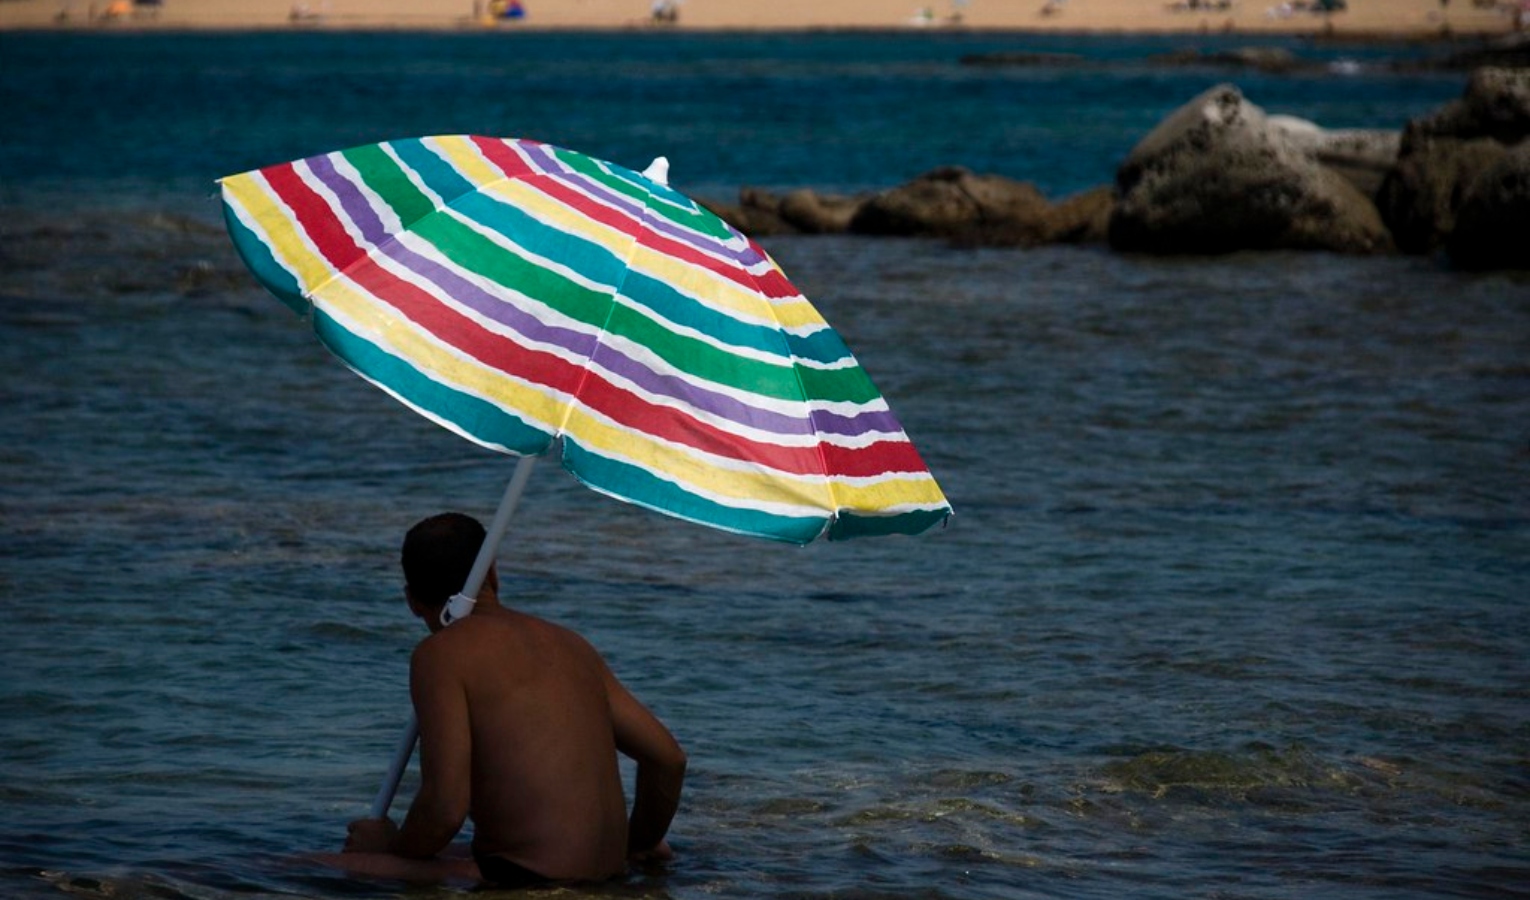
[{"left": 2, "top": 30, "right": 1528, "bottom": 900}]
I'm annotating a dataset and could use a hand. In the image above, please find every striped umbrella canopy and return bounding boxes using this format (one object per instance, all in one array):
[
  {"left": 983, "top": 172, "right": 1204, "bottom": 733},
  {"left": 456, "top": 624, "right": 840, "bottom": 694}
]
[{"left": 220, "top": 135, "right": 950, "bottom": 545}]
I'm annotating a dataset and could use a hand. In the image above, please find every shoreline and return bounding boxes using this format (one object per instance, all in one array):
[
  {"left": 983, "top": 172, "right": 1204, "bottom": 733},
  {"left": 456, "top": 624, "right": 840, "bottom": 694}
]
[
  {"left": 3, "top": 0, "right": 1522, "bottom": 36},
  {"left": 1, "top": 23, "right": 1520, "bottom": 42}
]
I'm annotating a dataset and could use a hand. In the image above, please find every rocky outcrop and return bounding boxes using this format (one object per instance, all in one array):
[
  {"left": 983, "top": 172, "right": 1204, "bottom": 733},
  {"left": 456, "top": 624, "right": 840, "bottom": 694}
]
[
  {"left": 1147, "top": 46, "right": 1309, "bottom": 74},
  {"left": 1109, "top": 84, "right": 1392, "bottom": 255},
  {"left": 1375, "top": 136, "right": 1511, "bottom": 253},
  {"left": 1040, "top": 186, "right": 1115, "bottom": 244},
  {"left": 848, "top": 166, "right": 1053, "bottom": 242},
  {"left": 1411, "top": 67, "right": 1530, "bottom": 144},
  {"left": 1376, "top": 67, "right": 1530, "bottom": 266},
  {"left": 1445, "top": 142, "right": 1530, "bottom": 269},
  {"left": 1267, "top": 115, "right": 1401, "bottom": 198},
  {"left": 701, "top": 69, "right": 1530, "bottom": 269},
  {"left": 777, "top": 189, "right": 865, "bottom": 234}
]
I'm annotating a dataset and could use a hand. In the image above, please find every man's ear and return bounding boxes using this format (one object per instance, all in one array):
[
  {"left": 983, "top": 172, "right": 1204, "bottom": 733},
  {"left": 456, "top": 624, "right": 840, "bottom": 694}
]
[{"left": 482, "top": 565, "right": 499, "bottom": 600}]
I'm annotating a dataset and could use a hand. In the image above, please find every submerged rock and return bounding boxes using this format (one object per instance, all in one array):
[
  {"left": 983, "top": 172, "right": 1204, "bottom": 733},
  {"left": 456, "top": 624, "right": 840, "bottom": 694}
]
[{"left": 1109, "top": 84, "right": 1392, "bottom": 255}]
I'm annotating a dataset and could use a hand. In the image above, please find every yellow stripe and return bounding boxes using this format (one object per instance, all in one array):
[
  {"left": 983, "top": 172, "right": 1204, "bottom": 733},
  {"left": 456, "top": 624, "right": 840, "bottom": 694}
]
[
  {"left": 225, "top": 173, "right": 573, "bottom": 433},
  {"left": 559, "top": 402, "right": 948, "bottom": 511},
  {"left": 628, "top": 246, "right": 827, "bottom": 331},
  {"left": 227, "top": 166, "right": 941, "bottom": 516},
  {"left": 222, "top": 173, "right": 343, "bottom": 296},
  {"left": 478, "top": 173, "right": 827, "bottom": 332},
  {"left": 428, "top": 135, "right": 513, "bottom": 191}
]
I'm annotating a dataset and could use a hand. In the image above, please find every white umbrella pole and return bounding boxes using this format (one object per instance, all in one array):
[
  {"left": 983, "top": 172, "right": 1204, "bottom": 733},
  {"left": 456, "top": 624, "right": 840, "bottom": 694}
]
[{"left": 367, "top": 455, "right": 540, "bottom": 819}]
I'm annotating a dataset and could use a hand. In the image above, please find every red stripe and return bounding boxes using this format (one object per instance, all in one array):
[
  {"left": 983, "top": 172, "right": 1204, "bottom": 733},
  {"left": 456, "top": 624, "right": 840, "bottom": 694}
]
[
  {"left": 469, "top": 135, "right": 537, "bottom": 181},
  {"left": 262, "top": 162, "right": 370, "bottom": 274},
  {"left": 575, "top": 369, "right": 928, "bottom": 478},
  {"left": 503, "top": 151, "right": 801, "bottom": 301}
]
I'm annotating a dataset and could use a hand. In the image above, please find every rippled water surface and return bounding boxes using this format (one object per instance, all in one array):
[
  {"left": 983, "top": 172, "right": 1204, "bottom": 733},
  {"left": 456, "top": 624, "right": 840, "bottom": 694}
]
[{"left": 2, "top": 30, "right": 1527, "bottom": 900}]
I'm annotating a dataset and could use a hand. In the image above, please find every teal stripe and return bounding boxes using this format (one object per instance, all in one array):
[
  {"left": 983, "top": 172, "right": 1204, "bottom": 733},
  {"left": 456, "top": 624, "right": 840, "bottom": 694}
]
[
  {"left": 562, "top": 439, "right": 828, "bottom": 545},
  {"left": 619, "top": 267, "right": 847, "bottom": 365},
  {"left": 827, "top": 507, "right": 951, "bottom": 540},
  {"left": 312, "top": 308, "right": 555, "bottom": 456},
  {"left": 782, "top": 327, "right": 855, "bottom": 368},
  {"left": 223, "top": 198, "right": 307, "bottom": 315},
  {"left": 600, "top": 303, "right": 808, "bottom": 402},
  {"left": 434, "top": 191, "right": 629, "bottom": 322},
  {"left": 390, "top": 138, "right": 477, "bottom": 205},
  {"left": 422, "top": 194, "right": 875, "bottom": 403}
]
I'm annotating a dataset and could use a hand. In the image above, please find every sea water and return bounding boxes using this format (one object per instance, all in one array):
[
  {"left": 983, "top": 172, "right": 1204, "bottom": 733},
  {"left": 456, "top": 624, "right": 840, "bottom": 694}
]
[{"left": 1, "top": 30, "right": 1527, "bottom": 900}]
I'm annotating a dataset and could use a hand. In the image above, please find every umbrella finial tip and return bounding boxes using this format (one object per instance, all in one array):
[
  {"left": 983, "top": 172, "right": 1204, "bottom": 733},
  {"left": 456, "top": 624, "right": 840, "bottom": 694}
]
[{"left": 641, "top": 156, "right": 670, "bottom": 186}]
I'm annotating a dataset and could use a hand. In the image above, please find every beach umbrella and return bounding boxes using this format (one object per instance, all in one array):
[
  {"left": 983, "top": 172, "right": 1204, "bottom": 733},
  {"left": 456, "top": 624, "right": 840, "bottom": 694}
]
[{"left": 218, "top": 135, "right": 951, "bottom": 815}]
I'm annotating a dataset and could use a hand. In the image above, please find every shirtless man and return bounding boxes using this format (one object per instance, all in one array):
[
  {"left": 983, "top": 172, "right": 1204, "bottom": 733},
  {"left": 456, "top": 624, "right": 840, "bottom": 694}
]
[{"left": 340, "top": 512, "right": 687, "bottom": 887}]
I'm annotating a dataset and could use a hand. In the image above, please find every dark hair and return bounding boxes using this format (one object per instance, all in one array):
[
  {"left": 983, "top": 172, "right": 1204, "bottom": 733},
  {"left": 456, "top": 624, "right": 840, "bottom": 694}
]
[{"left": 401, "top": 512, "right": 486, "bottom": 611}]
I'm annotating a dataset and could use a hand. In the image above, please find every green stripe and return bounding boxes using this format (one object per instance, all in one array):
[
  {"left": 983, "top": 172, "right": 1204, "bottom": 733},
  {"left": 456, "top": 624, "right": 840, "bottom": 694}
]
[
  {"left": 312, "top": 308, "right": 555, "bottom": 456},
  {"left": 562, "top": 439, "right": 828, "bottom": 545},
  {"left": 412, "top": 195, "right": 623, "bottom": 326},
  {"left": 419, "top": 195, "right": 879, "bottom": 404},
  {"left": 320, "top": 142, "right": 881, "bottom": 406},
  {"left": 619, "top": 267, "right": 850, "bottom": 365},
  {"left": 342, "top": 143, "right": 438, "bottom": 227},
  {"left": 550, "top": 147, "right": 734, "bottom": 242},
  {"left": 792, "top": 360, "right": 885, "bottom": 407}
]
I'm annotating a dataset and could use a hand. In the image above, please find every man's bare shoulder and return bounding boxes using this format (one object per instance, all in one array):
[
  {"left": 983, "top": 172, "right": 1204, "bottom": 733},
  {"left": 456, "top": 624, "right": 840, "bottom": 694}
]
[{"left": 416, "top": 609, "right": 602, "bottom": 664}]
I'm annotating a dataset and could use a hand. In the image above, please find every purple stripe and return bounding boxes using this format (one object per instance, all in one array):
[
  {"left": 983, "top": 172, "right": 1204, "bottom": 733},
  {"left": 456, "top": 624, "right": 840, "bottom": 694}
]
[
  {"left": 809, "top": 406, "right": 906, "bottom": 438},
  {"left": 521, "top": 142, "right": 769, "bottom": 269},
  {"left": 305, "top": 144, "right": 891, "bottom": 439},
  {"left": 307, "top": 154, "right": 392, "bottom": 246},
  {"left": 374, "top": 232, "right": 897, "bottom": 440},
  {"left": 590, "top": 343, "right": 903, "bottom": 440}
]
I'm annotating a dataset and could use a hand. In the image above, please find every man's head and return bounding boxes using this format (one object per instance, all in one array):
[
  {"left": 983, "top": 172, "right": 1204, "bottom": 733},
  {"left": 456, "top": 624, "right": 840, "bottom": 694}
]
[{"left": 401, "top": 512, "right": 489, "bottom": 619}]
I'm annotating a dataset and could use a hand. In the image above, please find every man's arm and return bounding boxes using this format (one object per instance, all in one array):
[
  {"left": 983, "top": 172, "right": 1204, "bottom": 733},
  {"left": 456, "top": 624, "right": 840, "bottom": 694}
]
[
  {"left": 347, "top": 638, "right": 473, "bottom": 859},
  {"left": 605, "top": 670, "right": 686, "bottom": 857}
]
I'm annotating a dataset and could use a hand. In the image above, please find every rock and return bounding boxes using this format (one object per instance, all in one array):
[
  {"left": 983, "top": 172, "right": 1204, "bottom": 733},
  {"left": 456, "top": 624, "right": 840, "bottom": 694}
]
[
  {"left": 1041, "top": 185, "right": 1114, "bottom": 244},
  {"left": 1148, "top": 46, "right": 1308, "bottom": 73},
  {"left": 848, "top": 166, "right": 1051, "bottom": 241},
  {"left": 1376, "top": 135, "right": 1510, "bottom": 253},
  {"left": 701, "top": 188, "right": 797, "bottom": 237},
  {"left": 1412, "top": 34, "right": 1530, "bottom": 72},
  {"left": 777, "top": 189, "right": 864, "bottom": 234},
  {"left": 1412, "top": 67, "right": 1530, "bottom": 144},
  {"left": 1445, "top": 142, "right": 1530, "bottom": 269},
  {"left": 959, "top": 51, "right": 1088, "bottom": 68},
  {"left": 1376, "top": 67, "right": 1530, "bottom": 256},
  {"left": 1267, "top": 114, "right": 1401, "bottom": 198},
  {"left": 1109, "top": 84, "right": 1393, "bottom": 255}
]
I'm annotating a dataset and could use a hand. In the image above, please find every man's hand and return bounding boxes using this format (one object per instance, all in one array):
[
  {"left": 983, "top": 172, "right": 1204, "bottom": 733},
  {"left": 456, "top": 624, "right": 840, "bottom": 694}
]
[{"left": 343, "top": 817, "right": 399, "bottom": 854}]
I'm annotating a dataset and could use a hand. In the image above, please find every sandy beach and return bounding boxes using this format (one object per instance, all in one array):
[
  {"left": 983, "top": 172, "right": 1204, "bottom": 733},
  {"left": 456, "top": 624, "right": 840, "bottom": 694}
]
[{"left": 1, "top": 0, "right": 1522, "bottom": 35}]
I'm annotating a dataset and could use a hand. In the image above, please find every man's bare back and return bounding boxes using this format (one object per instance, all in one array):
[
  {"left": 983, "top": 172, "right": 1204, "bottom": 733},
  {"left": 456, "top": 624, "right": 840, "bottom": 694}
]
[
  {"left": 342, "top": 513, "right": 685, "bottom": 886},
  {"left": 416, "top": 607, "right": 629, "bottom": 878}
]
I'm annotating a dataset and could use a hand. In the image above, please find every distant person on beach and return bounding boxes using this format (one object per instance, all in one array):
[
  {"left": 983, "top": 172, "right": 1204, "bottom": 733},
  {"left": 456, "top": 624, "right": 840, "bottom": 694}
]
[{"left": 341, "top": 512, "right": 687, "bottom": 888}]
